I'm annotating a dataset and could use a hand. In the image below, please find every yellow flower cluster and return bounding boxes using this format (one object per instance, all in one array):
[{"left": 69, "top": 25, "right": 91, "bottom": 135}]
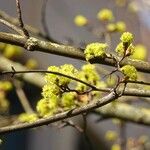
[
  {"left": 36, "top": 64, "right": 106, "bottom": 117},
  {"left": 120, "top": 65, "right": 137, "bottom": 81},
  {"left": 84, "top": 43, "right": 108, "bottom": 61},
  {"left": 115, "top": 32, "right": 135, "bottom": 56},
  {"left": 18, "top": 113, "right": 38, "bottom": 123},
  {"left": 120, "top": 32, "right": 134, "bottom": 44},
  {"left": 36, "top": 64, "right": 78, "bottom": 117}
]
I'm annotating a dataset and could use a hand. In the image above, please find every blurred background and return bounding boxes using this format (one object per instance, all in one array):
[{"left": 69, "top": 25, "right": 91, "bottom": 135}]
[{"left": 0, "top": 0, "right": 150, "bottom": 150}]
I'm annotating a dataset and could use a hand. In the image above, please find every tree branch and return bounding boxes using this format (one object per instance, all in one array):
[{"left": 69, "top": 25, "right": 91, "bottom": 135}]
[
  {"left": 0, "top": 91, "right": 117, "bottom": 135},
  {"left": 94, "top": 102, "right": 150, "bottom": 126},
  {"left": 1, "top": 68, "right": 150, "bottom": 98},
  {"left": 0, "top": 56, "right": 150, "bottom": 131},
  {"left": 0, "top": 55, "right": 45, "bottom": 87},
  {"left": 0, "top": 10, "right": 50, "bottom": 40},
  {"left": 14, "top": 79, "right": 34, "bottom": 113},
  {"left": 0, "top": 32, "right": 150, "bottom": 73},
  {"left": 0, "top": 18, "right": 24, "bottom": 35},
  {"left": 15, "top": 0, "right": 29, "bottom": 38}
]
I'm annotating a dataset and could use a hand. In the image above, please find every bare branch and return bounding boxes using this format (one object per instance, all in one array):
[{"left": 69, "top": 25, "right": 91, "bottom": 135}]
[
  {"left": 0, "top": 69, "right": 106, "bottom": 92},
  {"left": 15, "top": 0, "right": 29, "bottom": 38},
  {"left": 0, "top": 18, "right": 24, "bottom": 35},
  {"left": 60, "top": 120, "right": 83, "bottom": 133},
  {"left": 0, "top": 10, "right": 51, "bottom": 40},
  {"left": 14, "top": 80, "right": 34, "bottom": 113}
]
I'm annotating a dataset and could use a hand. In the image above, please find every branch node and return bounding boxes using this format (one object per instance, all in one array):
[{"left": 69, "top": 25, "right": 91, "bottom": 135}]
[
  {"left": 11, "top": 66, "right": 16, "bottom": 77},
  {"left": 24, "top": 37, "right": 38, "bottom": 51}
]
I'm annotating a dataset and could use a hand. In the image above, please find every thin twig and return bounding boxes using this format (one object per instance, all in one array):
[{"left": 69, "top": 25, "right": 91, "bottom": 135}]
[
  {"left": 0, "top": 69, "right": 107, "bottom": 92},
  {"left": 1, "top": 69, "right": 150, "bottom": 97},
  {"left": 59, "top": 120, "right": 83, "bottom": 133},
  {"left": 14, "top": 79, "right": 34, "bottom": 113},
  {"left": 0, "top": 18, "right": 24, "bottom": 35},
  {"left": 16, "top": 0, "right": 29, "bottom": 38},
  {"left": 0, "top": 10, "right": 53, "bottom": 40}
]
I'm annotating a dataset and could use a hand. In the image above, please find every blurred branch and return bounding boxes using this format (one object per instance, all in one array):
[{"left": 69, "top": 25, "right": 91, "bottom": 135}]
[
  {"left": 0, "top": 116, "right": 17, "bottom": 127},
  {"left": 41, "top": 0, "right": 57, "bottom": 43},
  {"left": 94, "top": 102, "right": 150, "bottom": 126},
  {"left": 82, "top": 114, "right": 93, "bottom": 150},
  {"left": 0, "top": 55, "right": 45, "bottom": 87},
  {"left": 118, "top": 121, "right": 126, "bottom": 150},
  {"left": 14, "top": 79, "right": 34, "bottom": 113}
]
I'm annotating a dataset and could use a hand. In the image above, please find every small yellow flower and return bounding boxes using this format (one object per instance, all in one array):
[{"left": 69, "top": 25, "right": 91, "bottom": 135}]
[
  {"left": 25, "top": 59, "right": 38, "bottom": 69},
  {"left": 0, "top": 81, "right": 12, "bottom": 91},
  {"left": 131, "top": 44, "right": 147, "bottom": 60},
  {"left": 111, "top": 144, "right": 121, "bottom": 150},
  {"left": 74, "top": 15, "right": 88, "bottom": 26},
  {"left": 97, "top": 9, "right": 114, "bottom": 21},
  {"left": 116, "top": 21, "right": 126, "bottom": 32},
  {"left": 105, "top": 130, "right": 118, "bottom": 141},
  {"left": 3, "top": 44, "right": 22, "bottom": 59},
  {"left": 115, "top": 42, "right": 124, "bottom": 55},
  {"left": 120, "top": 65, "right": 137, "bottom": 81},
  {"left": 106, "top": 23, "right": 116, "bottom": 32}
]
